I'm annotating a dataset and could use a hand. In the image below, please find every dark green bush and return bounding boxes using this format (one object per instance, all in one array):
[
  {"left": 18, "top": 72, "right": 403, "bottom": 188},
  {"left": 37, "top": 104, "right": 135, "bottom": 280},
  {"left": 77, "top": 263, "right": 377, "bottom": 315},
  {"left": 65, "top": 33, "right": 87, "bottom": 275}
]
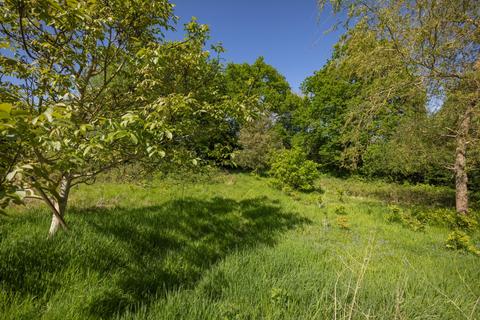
[{"left": 269, "top": 148, "right": 319, "bottom": 192}]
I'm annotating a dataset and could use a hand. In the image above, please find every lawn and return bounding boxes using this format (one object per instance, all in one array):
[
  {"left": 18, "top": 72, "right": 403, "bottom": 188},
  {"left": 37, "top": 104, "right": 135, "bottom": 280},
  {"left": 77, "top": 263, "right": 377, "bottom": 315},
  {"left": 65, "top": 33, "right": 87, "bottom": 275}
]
[{"left": 0, "top": 172, "right": 479, "bottom": 319}]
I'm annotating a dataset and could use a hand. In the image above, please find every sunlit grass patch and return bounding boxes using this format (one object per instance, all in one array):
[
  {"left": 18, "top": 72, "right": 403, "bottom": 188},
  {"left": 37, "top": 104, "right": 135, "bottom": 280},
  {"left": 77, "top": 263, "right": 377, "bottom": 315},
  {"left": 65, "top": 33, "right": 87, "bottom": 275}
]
[{"left": 1, "top": 172, "right": 479, "bottom": 319}]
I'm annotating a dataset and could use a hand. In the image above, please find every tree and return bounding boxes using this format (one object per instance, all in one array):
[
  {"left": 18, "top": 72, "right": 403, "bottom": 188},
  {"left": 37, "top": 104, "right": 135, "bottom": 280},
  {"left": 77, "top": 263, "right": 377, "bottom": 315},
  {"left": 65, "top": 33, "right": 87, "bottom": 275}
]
[
  {"left": 0, "top": 0, "right": 254, "bottom": 237},
  {"left": 297, "top": 33, "right": 426, "bottom": 175},
  {"left": 320, "top": 0, "right": 479, "bottom": 214},
  {"left": 0, "top": 0, "right": 176, "bottom": 236},
  {"left": 361, "top": 114, "right": 454, "bottom": 184},
  {"left": 225, "top": 57, "right": 290, "bottom": 112},
  {"left": 127, "top": 19, "right": 254, "bottom": 168},
  {"left": 225, "top": 57, "right": 302, "bottom": 146},
  {"left": 234, "top": 115, "right": 283, "bottom": 173},
  {"left": 296, "top": 60, "right": 359, "bottom": 172}
]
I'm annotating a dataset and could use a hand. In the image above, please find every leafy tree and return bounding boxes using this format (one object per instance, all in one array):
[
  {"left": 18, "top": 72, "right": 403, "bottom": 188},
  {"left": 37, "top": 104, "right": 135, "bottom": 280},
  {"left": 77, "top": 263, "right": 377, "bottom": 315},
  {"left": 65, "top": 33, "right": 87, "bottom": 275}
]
[
  {"left": 0, "top": 0, "right": 176, "bottom": 236},
  {"left": 297, "top": 31, "right": 426, "bottom": 175},
  {"left": 0, "top": 1, "right": 254, "bottom": 236},
  {"left": 296, "top": 60, "right": 359, "bottom": 172},
  {"left": 225, "top": 57, "right": 302, "bottom": 146},
  {"left": 361, "top": 114, "right": 454, "bottom": 184},
  {"left": 225, "top": 57, "right": 290, "bottom": 112},
  {"left": 234, "top": 115, "right": 283, "bottom": 173},
  {"left": 128, "top": 20, "right": 253, "bottom": 167},
  {"left": 321, "top": 0, "right": 479, "bottom": 214}
]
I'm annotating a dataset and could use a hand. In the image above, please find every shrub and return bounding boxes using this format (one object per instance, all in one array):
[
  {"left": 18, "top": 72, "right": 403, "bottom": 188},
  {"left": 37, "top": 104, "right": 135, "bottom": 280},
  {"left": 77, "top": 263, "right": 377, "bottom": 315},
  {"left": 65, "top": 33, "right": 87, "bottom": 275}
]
[
  {"left": 386, "top": 205, "right": 403, "bottom": 223},
  {"left": 336, "top": 216, "right": 350, "bottom": 230},
  {"left": 336, "top": 189, "right": 346, "bottom": 202},
  {"left": 334, "top": 205, "right": 348, "bottom": 215},
  {"left": 403, "top": 216, "right": 426, "bottom": 232},
  {"left": 453, "top": 214, "right": 479, "bottom": 231},
  {"left": 269, "top": 148, "right": 319, "bottom": 192},
  {"left": 445, "top": 230, "right": 480, "bottom": 255},
  {"left": 414, "top": 208, "right": 479, "bottom": 231},
  {"left": 386, "top": 206, "right": 425, "bottom": 232}
]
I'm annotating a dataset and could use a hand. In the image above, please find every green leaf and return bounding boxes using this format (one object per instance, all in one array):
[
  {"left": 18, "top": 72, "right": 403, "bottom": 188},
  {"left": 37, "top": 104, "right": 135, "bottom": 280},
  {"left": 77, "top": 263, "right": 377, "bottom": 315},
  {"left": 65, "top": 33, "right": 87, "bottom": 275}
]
[
  {"left": 6, "top": 169, "right": 18, "bottom": 181},
  {"left": 130, "top": 133, "right": 138, "bottom": 144},
  {"left": 83, "top": 145, "right": 93, "bottom": 156},
  {"left": 0, "top": 112, "right": 10, "bottom": 120},
  {"left": 44, "top": 108, "right": 54, "bottom": 122},
  {"left": 0, "top": 103, "right": 12, "bottom": 114}
]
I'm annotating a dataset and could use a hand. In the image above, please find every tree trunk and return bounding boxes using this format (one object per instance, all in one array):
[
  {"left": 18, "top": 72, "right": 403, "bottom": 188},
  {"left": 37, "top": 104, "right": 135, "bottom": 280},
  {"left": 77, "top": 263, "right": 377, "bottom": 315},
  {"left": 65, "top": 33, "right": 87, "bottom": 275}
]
[
  {"left": 48, "top": 176, "right": 71, "bottom": 237},
  {"left": 454, "top": 105, "right": 472, "bottom": 215}
]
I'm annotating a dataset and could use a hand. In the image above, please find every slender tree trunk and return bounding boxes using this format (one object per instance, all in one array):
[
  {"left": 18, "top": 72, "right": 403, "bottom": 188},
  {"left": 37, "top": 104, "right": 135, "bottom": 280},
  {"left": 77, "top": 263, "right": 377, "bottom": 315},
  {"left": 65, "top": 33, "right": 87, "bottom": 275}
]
[
  {"left": 48, "top": 176, "right": 71, "bottom": 237},
  {"left": 454, "top": 105, "right": 472, "bottom": 215}
]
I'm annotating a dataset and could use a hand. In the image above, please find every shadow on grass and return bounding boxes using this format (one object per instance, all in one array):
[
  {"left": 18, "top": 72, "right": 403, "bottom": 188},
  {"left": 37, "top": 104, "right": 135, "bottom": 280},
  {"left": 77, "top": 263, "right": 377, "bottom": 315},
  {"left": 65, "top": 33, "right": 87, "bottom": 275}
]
[{"left": 0, "top": 196, "right": 309, "bottom": 318}]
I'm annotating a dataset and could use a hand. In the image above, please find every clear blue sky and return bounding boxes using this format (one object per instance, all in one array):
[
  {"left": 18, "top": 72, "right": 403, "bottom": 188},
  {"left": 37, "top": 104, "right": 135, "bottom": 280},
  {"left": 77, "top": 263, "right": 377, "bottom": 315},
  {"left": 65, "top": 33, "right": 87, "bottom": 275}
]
[{"left": 167, "top": 1, "right": 344, "bottom": 93}]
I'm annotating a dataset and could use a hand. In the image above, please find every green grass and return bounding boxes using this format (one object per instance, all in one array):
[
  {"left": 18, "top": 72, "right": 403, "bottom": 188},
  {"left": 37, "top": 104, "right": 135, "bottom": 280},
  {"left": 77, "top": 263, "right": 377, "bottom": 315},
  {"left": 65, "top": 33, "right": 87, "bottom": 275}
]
[{"left": 1, "top": 172, "right": 479, "bottom": 319}]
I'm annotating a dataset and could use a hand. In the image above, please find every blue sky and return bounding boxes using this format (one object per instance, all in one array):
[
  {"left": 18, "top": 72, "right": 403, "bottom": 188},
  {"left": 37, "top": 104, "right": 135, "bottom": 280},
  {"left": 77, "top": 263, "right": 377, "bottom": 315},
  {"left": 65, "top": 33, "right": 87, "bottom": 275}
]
[{"left": 167, "top": 1, "right": 344, "bottom": 93}]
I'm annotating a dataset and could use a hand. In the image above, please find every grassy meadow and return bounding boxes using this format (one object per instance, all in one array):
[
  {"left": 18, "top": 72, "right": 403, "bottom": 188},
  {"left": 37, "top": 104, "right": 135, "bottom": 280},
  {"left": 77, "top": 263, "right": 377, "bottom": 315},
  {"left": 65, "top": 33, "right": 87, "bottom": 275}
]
[{"left": 1, "top": 171, "right": 479, "bottom": 319}]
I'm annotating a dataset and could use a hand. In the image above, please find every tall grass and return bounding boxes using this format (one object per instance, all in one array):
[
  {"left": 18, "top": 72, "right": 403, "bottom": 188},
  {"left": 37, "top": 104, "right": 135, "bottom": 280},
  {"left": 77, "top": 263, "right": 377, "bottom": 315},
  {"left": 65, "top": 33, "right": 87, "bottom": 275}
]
[{"left": 0, "top": 172, "right": 479, "bottom": 319}]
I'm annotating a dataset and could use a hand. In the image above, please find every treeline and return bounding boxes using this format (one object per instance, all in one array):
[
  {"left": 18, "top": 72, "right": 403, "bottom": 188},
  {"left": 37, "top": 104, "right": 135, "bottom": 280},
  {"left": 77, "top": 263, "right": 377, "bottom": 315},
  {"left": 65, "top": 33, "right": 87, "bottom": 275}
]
[
  {"left": 229, "top": 0, "right": 480, "bottom": 217},
  {"left": 231, "top": 44, "right": 474, "bottom": 187}
]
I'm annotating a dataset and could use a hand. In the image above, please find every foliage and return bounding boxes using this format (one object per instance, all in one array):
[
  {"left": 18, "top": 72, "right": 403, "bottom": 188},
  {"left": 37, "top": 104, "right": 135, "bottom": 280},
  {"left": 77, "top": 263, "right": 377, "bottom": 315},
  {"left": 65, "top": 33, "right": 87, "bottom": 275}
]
[
  {"left": 297, "top": 30, "right": 430, "bottom": 180},
  {"left": 360, "top": 115, "right": 454, "bottom": 184},
  {"left": 133, "top": 20, "right": 254, "bottom": 166},
  {"left": 225, "top": 57, "right": 303, "bottom": 146},
  {"left": 0, "top": 0, "right": 176, "bottom": 231},
  {"left": 336, "top": 216, "right": 350, "bottom": 230},
  {"left": 445, "top": 230, "right": 480, "bottom": 255},
  {"left": 334, "top": 205, "right": 348, "bottom": 215},
  {"left": 386, "top": 205, "right": 403, "bottom": 223},
  {"left": 0, "top": 135, "right": 23, "bottom": 213},
  {"left": 453, "top": 213, "right": 479, "bottom": 232},
  {"left": 269, "top": 148, "right": 319, "bottom": 192},
  {"left": 234, "top": 115, "right": 283, "bottom": 172},
  {"left": 296, "top": 61, "right": 359, "bottom": 172},
  {"left": 319, "top": 0, "right": 480, "bottom": 213},
  {"left": 386, "top": 206, "right": 426, "bottom": 232},
  {"left": 225, "top": 57, "right": 290, "bottom": 113},
  {"left": 0, "top": 1, "right": 255, "bottom": 233}
]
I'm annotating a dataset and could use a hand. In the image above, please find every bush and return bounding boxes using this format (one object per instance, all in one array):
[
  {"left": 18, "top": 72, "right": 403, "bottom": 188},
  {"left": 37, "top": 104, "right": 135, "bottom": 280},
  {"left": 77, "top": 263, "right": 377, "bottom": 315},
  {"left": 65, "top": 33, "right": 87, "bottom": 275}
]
[
  {"left": 386, "top": 206, "right": 425, "bottom": 232},
  {"left": 334, "top": 205, "right": 348, "bottom": 215},
  {"left": 336, "top": 216, "right": 350, "bottom": 230},
  {"left": 413, "top": 208, "right": 479, "bottom": 231},
  {"left": 445, "top": 230, "right": 480, "bottom": 255},
  {"left": 453, "top": 214, "right": 479, "bottom": 231},
  {"left": 269, "top": 148, "right": 319, "bottom": 192},
  {"left": 386, "top": 205, "right": 403, "bottom": 223}
]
